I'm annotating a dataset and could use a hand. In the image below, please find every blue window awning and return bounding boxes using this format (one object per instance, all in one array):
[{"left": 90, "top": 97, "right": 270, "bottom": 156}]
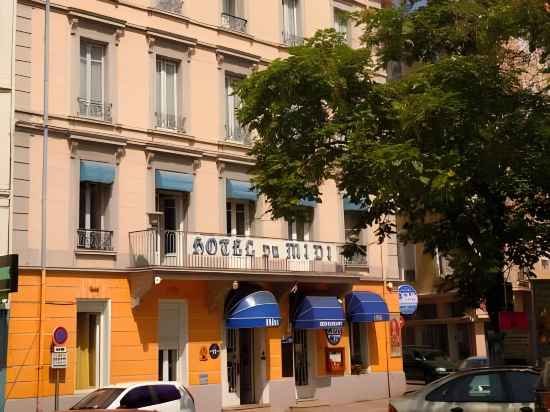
[
  {"left": 155, "top": 169, "right": 194, "bottom": 192},
  {"left": 345, "top": 291, "right": 390, "bottom": 323},
  {"left": 226, "top": 179, "right": 257, "bottom": 201},
  {"left": 294, "top": 296, "right": 345, "bottom": 329},
  {"left": 80, "top": 160, "right": 115, "bottom": 184},
  {"left": 299, "top": 198, "right": 316, "bottom": 208},
  {"left": 226, "top": 290, "right": 281, "bottom": 328},
  {"left": 343, "top": 197, "right": 367, "bottom": 211}
]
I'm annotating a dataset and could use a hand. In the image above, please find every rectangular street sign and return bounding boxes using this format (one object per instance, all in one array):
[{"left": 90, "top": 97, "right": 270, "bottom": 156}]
[
  {"left": 0, "top": 254, "right": 18, "bottom": 293},
  {"left": 51, "top": 348, "right": 68, "bottom": 369}
]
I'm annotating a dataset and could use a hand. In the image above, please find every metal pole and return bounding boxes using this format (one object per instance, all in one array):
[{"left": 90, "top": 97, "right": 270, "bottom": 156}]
[
  {"left": 381, "top": 241, "right": 392, "bottom": 398},
  {"left": 37, "top": 1, "right": 50, "bottom": 411},
  {"left": 54, "top": 369, "right": 59, "bottom": 411}
]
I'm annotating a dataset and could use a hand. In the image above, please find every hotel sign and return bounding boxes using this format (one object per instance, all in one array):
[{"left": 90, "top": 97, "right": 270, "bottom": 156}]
[{"left": 188, "top": 234, "right": 336, "bottom": 267}]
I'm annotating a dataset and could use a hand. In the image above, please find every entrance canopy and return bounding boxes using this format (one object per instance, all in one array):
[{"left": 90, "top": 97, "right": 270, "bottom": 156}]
[
  {"left": 345, "top": 291, "right": 389, "bottom": 323},
  {"left": 294, "top": 296, "right": 345, "bottom": 329},
  {"left": 225, "top": 290, "right": 281, "bottom": 328}
]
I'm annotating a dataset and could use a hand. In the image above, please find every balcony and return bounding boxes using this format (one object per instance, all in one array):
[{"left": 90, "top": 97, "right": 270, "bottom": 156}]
[
  {"left": 152, "top": 0, "right": 183, "bottom": 14},
  {"left": 77, "top": 98, "right": 112, "bottom": 122},
  {"left": 155, "top": 112, "right": 186, "bottom": 132},
  {"left": 77, "top": 229, "right": 113, "bottom": 251},
  {"left": 282, "top": 31, "right": 305, "bottom": 47},
  {"left": 129, "top": 229, "right": 349, "bottom": 274},
  {"left": 221, "top": 13, "right": 247, "bottom": 33}
]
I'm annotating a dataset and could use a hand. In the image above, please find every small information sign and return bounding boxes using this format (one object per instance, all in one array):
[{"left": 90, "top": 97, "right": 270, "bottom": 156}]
[{"left": 51, "top": 346, "right": 68, "bottom": 369}]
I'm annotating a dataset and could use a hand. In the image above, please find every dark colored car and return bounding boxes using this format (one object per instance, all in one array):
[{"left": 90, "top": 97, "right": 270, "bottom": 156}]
[{"left": 403, "top": 346, "right": 458, "bottom": 383}]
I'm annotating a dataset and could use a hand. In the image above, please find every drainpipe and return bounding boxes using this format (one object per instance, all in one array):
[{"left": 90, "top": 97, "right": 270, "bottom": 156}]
[{"left": 36, "top": 1, "right": 50, "bottom": 411}]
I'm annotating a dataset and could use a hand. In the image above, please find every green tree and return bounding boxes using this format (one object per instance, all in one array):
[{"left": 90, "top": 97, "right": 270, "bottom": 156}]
[{"left": 237, "top": 0, "right": 550, "bottom": 361}]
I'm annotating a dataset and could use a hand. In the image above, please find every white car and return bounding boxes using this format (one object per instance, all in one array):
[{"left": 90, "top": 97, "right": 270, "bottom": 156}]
[
  {"left": 390, "top": 367, "right": 539, "bottom": 412},
  {"left": 69, "top": 382, "right": 195, "bottom": 411}
]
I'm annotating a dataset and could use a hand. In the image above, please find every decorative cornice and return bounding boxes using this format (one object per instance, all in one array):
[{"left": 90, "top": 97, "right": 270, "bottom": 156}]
[{"left": 216, "top": 160, "right": 225, "bottom": 178}]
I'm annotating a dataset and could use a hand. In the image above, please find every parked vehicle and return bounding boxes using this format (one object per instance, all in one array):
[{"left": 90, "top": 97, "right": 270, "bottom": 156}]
[
  {"left": 390, "top": 366, "right": 539, "bottom": 412},
  {"left": 458, "top": 356, "right": 490, "bottom": 371},
  {"left": 403, "top": 346, "right": 458, "bottom": 383},
  {"left": 69, "top": 382, "right": 195, "bottom": 411},
  {"left": 535, "top": 360, "right": 550, "bottom": 412}
]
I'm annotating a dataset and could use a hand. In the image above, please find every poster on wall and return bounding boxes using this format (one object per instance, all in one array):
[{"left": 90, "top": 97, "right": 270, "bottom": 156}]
[{"left": 390, "top": 314, "right": 402, "bottom": 357}]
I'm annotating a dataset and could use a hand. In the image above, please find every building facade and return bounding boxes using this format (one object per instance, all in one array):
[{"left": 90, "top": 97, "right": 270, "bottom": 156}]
[
  {"left": 5, "top": 1, "right": 406, "bottom": 411},
  {"left": 0, "top": 1, "right": 17, "bottom": 411}
]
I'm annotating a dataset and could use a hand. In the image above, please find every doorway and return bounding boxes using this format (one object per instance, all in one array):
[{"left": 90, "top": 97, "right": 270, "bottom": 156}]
[
  {"left": 294, "top": 329, "right": 315, "bottom": 399},
  {"left": 156, "top": 192, "right": 186, "bottom": 264},
  {"left": 158, "top": 300, "right": 188, "bottom": 384},
  {"left": 76, "top": 300, "right": 110, "bottom": 390},
  {"left": 227, "top": 328, "right": 255, "bottom": 405}
]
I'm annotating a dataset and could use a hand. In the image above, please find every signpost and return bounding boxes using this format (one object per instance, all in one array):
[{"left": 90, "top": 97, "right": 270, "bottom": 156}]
[
  {"left": 51, "top": 327, "right": 68, "bottom": 411},
  {"left": 398, "top": 284, "right": 418, "bottom": 316}
]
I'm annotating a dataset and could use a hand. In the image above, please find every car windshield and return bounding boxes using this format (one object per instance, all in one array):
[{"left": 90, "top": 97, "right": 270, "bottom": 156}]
[{"left": 70, "top": 388, "right": 125, "bottom": 410}]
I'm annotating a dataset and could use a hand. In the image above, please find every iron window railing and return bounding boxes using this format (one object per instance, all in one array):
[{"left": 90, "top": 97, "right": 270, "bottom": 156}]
[
  {"left": 221, "top": 12, "right": 247, "bottom": 33},
  {"left": 77, "top": 229, "right": 114, "bottom": 251},
  {"left": 282, "top": 31, "right": 305, "bottom": 47},
  {"left": 153, "top": 0, "right": 183, "bottom": 14},
  {"left": 77, "top": 98, "right": 112, "bottom": 122},
  {"left": 155, "top": 112, "right": 186, "bottom": 132}
]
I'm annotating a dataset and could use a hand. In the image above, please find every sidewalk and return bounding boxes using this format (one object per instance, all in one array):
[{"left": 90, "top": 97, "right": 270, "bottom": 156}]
[{"left": 336, "top": 398, "right": 389, "bottom": 412}]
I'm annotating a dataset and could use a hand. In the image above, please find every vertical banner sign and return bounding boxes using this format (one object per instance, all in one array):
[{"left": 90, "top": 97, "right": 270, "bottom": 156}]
[{"left": 390, "top": 314, "right": 402, "bottom": 357}]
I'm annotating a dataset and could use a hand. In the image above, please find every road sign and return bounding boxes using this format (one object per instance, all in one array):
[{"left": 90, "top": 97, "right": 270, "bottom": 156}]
[
  {"left": 398, "top": 284, "right": 418, "bottom": 315},
  {"left": 52, "top": 326, "right": 68, "bottom": 345},
  {"left": 51, "top": 346, "right": 67, "bottom": 369},
  {"left": 0, "top": 254, "right": 18, "bottom": 293}
]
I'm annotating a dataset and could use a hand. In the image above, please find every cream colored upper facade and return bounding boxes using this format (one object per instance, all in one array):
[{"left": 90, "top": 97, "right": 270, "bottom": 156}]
[
  {"left": 12, "top": 0, "right": 405, "bottom": 282},
  {"left": 0, "top": 0, "right": 16, "bottom": 258}
]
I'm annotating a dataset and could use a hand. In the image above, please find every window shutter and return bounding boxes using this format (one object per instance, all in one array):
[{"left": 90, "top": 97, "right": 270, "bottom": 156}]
[
  {"left": 79, "top": 45, "right": 87, "bottom": 99},
  {"left": 165, "top": 61, "right": 177, "bottom": 124}
]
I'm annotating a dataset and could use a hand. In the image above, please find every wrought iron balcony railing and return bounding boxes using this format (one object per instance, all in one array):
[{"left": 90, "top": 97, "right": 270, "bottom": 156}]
[
  {"left": 153, "top": 0, "right": 183, "bottom": 14},
  {"left": 282, "top": 31, "right": 305, "bottom": 47},
  {"left": 77, "top": 229, "right": 114, "bottom": 251},
  {"left": 221, "top": 12, "right": 247, "bottom": 33},
  {"left": 225, "top": 123, "right": 251, "bottom": 145},
  {"left": 77, "top": 98, "right": 112, "bottom": 122},
  {"left": 155, "top": 112, "right": 186, "bottom": 132},
  {"left": 129, "top": 229, "right": 349, "bottom": 274}
]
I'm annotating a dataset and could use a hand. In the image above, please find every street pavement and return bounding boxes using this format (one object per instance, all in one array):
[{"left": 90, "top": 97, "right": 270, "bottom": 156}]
[{"left": 334, "top": 382, "right": 424, "bottom": 412}]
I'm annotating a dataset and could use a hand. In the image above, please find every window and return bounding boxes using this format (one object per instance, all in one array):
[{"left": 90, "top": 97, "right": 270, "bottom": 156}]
[
  {"left": 350, "top": 322, "right": 369, "bottom": 371},
  {"left": 151, "top": 385, "right": 181, "bottom": 404},
  {"left": 344, "top": 211, "right": 367, "bottom": 264},
  {"left": 226, "top": 201, "right": 250, "bottom": 236},
  {"left": 288, "top": 218, "right": 310, "bottom": 241},
  {"left": 282, "top": 0, "right": 302, "bottom": 46},
  {"left": 427, "top": 373, "right": 507, "bottom": 403},
  {"left": 78, "top": 182, "right": 113, "bottom": 250},
  {"left": 222, "top": 0, "right": 247, "bottom": 32},
  {"left": 70, "top": 388, "right": 124, "bottom": 410},
  {"left": 119, "top": 386, "right": 156, "bottom": 409},
  {"left": 334, "top": 9, "right": 349, "bottom": 42},
  {"left": 156, "top": 57, "right": 180, "bottom": 130},
  {"left": 504, "top": 371, "right": 539, "bottom": 403},
  {"left": 398, "top": 242, "right": 416, "bottom": 281},
  {"left": 225, "top": 74, "right": 248, "bottom": 143},
  {"left": 158, "top": 301, "right": 187, "bottom": 383},
  {"left": 79, "top": 41, "right": 109, "bottom": 121}
]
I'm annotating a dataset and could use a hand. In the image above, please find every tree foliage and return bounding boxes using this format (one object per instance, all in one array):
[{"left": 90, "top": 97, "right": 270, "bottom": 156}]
[{"left": 237, "top": 1, "right": 550, "bottom": 319}]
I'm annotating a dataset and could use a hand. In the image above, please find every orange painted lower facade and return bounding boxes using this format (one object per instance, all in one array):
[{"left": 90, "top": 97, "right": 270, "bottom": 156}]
[{"left": 4, "top": 271, "right": 405, "bottom": 412}]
